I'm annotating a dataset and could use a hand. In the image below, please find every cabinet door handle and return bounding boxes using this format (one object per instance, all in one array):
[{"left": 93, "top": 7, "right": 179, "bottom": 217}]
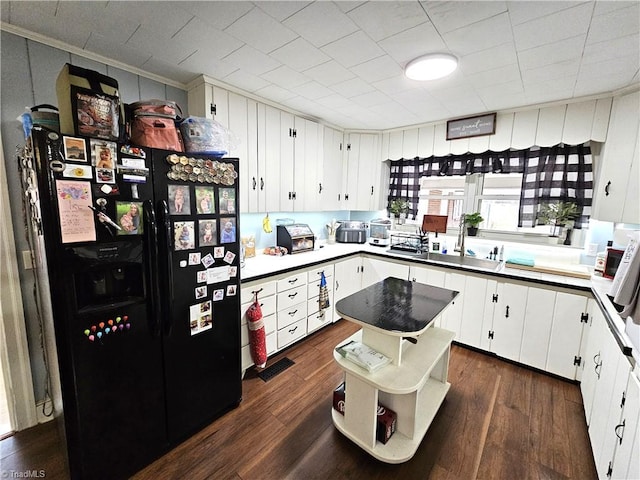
[
  {"left": 319, "top": 183, "right": 323, "bottom": 194},
  {"left": 605, "top": 180, "right": 611, "bottom": 196},
  {"left": 371, "top": 186, "right": 374, "bottom": 195},
  {"left": 289, "top": 326, "right": 298, "bottom": 334},
  {"left": 252, "top": 177, "right": 257, "bottom": 190},
  {"left": 288, "top": 278, "right": 298, "bottom": 284},
  {"left": 288, "top": 292, "right": 298, "bottom": 299},
  {"left": 615, "top": 420, "right": 625, "bottom": 444},
  {"left": 260, "top": 177, "right": 264, "bottom": 190},
  {"left": 288, "top": 309, "right": 298, "bottom": 316},
  {"left": 336, "top": 281, "right": 339, "bottom": 290},
  {"left": 505, "top": 305, "right": 510, "bottom": 318}
]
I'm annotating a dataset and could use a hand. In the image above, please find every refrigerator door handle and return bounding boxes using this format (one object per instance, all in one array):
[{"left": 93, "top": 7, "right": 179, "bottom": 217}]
[
  {"left": 143, "top": 199, "right": 162, "bottom": 337},
  {"left": 158, "top": 199, "right": 174, "bottom": 336}
]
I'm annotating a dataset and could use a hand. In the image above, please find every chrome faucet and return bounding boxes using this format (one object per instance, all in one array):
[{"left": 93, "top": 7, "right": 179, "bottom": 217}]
[{"left": 455, "top": 214, "right": 465, "bottom": 257}]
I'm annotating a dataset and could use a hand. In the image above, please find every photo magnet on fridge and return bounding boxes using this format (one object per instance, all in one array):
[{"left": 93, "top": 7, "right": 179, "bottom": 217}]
[{"left": 63, "top": 136, "right": 87, "bottom": 162}]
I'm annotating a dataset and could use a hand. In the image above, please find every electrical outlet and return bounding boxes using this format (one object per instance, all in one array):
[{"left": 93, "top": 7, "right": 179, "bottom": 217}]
[
  {"left": 586, "top": 243, "right": 598, "bottom": 256},
  {"left": 22, "top": 250, "right": 33, "bottom": 270}
]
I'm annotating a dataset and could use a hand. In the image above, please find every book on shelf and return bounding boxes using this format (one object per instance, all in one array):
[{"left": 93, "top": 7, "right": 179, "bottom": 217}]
[{"left": 335, "top": 341, "right": 391, "bottom": 372}]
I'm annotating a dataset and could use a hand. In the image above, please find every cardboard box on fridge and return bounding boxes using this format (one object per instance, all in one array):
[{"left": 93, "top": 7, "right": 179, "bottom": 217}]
[{"left": 332, "top": 383, "right": 397, "bottom": 444}]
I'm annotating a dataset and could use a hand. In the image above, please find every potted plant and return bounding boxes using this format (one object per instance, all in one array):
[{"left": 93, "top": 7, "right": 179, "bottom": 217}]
[
  {"left": 464, "top": 212, "right": 484, "bottom": 236},
  {"left": 389, "top": 199, "right": 409, "bottom": 225},
  {"left": 537, "top": 202, "right": 579, "bottom": 239}
]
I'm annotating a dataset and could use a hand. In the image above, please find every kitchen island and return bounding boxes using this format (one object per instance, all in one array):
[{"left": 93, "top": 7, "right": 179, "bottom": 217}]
[{"left": 332, "top": 277, "right": 458, "bottom": 463}]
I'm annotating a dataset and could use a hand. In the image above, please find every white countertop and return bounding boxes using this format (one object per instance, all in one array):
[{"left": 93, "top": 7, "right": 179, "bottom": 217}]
[{"left": 240, "top": 241, "right": 637, "bottom": 368}]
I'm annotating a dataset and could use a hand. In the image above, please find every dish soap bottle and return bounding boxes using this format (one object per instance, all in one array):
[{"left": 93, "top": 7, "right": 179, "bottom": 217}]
[
  {"left": 441, "top": 240, "right": 447, "bottom": 254},
  {"left": 594, "top": 240, "right": 613, "bottom": 276}
]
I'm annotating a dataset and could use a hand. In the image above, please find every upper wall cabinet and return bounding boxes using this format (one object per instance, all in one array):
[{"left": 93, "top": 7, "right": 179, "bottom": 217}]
[
  {"left": 592, "top": 91, "right": 640, "bottom": 224},
  {"left": 187, "top": 79, "right": 230, "bottom": 127},
  {"left": 321, "top": 126, "right": 344, "bottom": 211},
  {"left": 381, "top": 98, "right": 613, "bottom": 160}
]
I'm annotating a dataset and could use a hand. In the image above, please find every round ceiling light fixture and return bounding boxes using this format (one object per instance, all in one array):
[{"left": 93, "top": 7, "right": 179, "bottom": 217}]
[{"left": 404, "top": 53, "right": 458, "bottom": 81}]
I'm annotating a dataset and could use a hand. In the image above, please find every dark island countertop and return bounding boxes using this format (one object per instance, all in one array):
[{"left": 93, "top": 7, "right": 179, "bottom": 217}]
[{"left": 335, "top": 277, "right": 459, "bottom": 336}]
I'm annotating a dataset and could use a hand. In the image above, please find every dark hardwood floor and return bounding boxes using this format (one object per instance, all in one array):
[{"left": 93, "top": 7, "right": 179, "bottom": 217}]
[{"left": 1, "top": 320, "right": 597, "bottom": 480}]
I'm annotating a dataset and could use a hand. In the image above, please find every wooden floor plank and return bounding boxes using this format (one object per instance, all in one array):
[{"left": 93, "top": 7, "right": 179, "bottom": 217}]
[{"left": 1, "top": 320, "right": 597, "bottom": 480}]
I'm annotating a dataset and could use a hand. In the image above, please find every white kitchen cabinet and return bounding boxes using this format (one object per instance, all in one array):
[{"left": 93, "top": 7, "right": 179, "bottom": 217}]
[
  {"left": 240, "top": 280, "right": 277, "bottom": 375},
  {"left": 593, "top": 352, "right": 631, "bottom": 479},
  {"left": 581, "top": 301, "right": 607, "bottom": 424},
  {"left": 545, "top": 291, "right": 589, "bottom": 379},
  {"left": 276, "top": 271, "right": 308, "bottom": 349},
  {"left": 519, "top": 287, "right": 556, "bottom": 371},
  {"left": 489, "top": 282, "right": 527, "bottom": 362},
  {"left": 409, "top": 264, "right": 446, "bottom": 287},
  {"left": 279, "top": 113, "right": 321, "bottom": 212},
  {"left": 586, "top": 320, "right": 628, "bottom": 478},
  {"left": 361, "top": 256, "right": 409, "bottom": 289},
  {"left": 187, "top": 80, "right": 229, "bottom": 126},
  {"left": 302, "top": 119, "right": 322, "bottom": 212},
  {"left": 342, "top": 133, "right": 385, "bottom": 211},
  {"left": 322, "top": 126, "right": 344, "bottom": 211},
  {"left": 440, "top": 273, "right": 465, "bottom": 340},
  {"left": 592, "top": 91, "right": 640, "bottom": 224},
  {"left": 608, "top": 372, "right": 640, "bottom": 480},
  {"left": 307, "top": 265, "right": 334, "bottom": 333},
  {"left": 227, "top": 92, "right": 250, "bottom": 212},
  {"left": 388, "top": 130, "right": 403, "bottom": 160},
  {"left": 458, "top": 275, "right": 496, "bottom": 350},
  {"left": 333, "top": 257, "right": 363, "bottom": 320},
  {"left": 618, "top": 373, "right": 640, "bottom": 480},
  {"left": 259, "top": 104, "right": 283, "bottom": 213},
  {"left": 401, "top": 127, "right": 419, "bottom": 159}
]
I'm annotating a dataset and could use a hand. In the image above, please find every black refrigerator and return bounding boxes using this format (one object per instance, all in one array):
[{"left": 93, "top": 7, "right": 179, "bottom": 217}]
[{"left": 23, "top": 127, "right": 242, "bottom": 479}]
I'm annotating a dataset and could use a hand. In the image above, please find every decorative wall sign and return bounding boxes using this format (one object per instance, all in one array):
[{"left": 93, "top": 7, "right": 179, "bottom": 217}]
[{"left": 446, "top": 113, "right": 496, "bottom": 140}]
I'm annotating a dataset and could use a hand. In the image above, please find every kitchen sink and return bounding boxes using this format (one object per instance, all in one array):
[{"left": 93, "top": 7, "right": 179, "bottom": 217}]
[
  {"left": 422, "top": 252, "right": 502, "bottom": 271},
  {"left": 387, "top": 249, "right": 503, "bottom": 271}
]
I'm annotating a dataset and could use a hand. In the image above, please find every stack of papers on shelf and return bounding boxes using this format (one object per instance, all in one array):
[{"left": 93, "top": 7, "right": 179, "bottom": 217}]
[{"left": 335, "top": 341, "right": 391, "bottom": 372}]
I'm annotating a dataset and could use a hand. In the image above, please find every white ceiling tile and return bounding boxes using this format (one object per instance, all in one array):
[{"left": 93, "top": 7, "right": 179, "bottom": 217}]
[
  {"left": 578, "top": 54, "right": 640, "bottom": 84},
  {"left": 351, "top": 90, "right": 391, "bottom": 108},
  {"left": 316, "top": 94, "right": 354, "bottom": 109},
  {"left": 465, "top": 64, "right": 522, "bottom": 89},
  {"left": 253, "top": 84, "right": 298, "bottom": 103},
  {"left": 347, "top": 2, "right": 427, "bottom": 41},
  {"left": 334, "top": 2, "right": 368, "bottom": 14},
  {"left": 261, "top": 65, "right": 310, "bottom": 89},
  {"left": 522, "top": 60, "right": 580, "bottom": 85},
  {"left": 588, "top": 4, "right": 640, "bottom": 44},
  {"left": 178, "top": 50, "right": 238, "bottom": 80},
  {"left": 7, "top": 1, "right": 91, "bottom": 48},
  {"left": 574, "top": 70, "right": 635, "bottom": 96},
  {"left": 254, "top": 1, "right": 311, "bottom": 21},
  {"left": 476, "top": 80, "right": 525, "bottom": 102},
  {"left": 303, "top": 61, "right": 356, "bottom": 86},
  {"left": 57, "top": 2, "right": 139, "bottom": 40},
  {"left": 372, "top": 76, "right": 422, "bottom": 96},
  {"left": 517, "top": 35, "right": 585, "bottom": 70},
  {"left": 443, "top": 13, "right": 513, "bottom": 55},
  {"left": 349, "top": 55, "right": 403, "bottom": 83},
  {"left": 84, "top": 32, "right": 151, "bottom": 68},
  {"left": 425, "top": 1, "right": 508, "bottom": 33},
  {"left": 222, "top": 69, "right": 271, "bottom": 93},
  {"left": 330, "top": 77, "right": 375, "bottom": 98},
  {"left": 512, "top": 3, "right": 592, "bottom": 51},
  {"left": 224, "top": 6, "right": 298, "bottom": 54},
  {"left": 280, "top": 95, "right": 322, "bottom": 114},
  {"left": 223, "top": 44, "right": 282, "bottom": 76},
  {"left": 180, "top": 1, "right": 254, "bottom": 30},
  {"left": 104, "top": 1, "right": 192, "bottom": 37},
  {"left": 140, "top": 57, "right": 198, "bottom": 85},
  {"left": 459, "top": 42, "right": 518, "bottom": 75},
  {"left": 506, "top": 1, "right": 581, "bottom": 26},
  {"left": 291, "top": 81, "right": 334, "bottom": 100},
  {"left": 379, "top": 21, "right": 447, "bottom": 65},
  {"left": 284, "top": 2, "right": 359, "bottom": 47},
  {"left": 127, "top": 25, "right": 198, "bottom": 64},
  {"left": 173, "top": 17, "right": 243, "bottom": 59},
  {"left": 321, "top": 31, "right": 385, "bottom": 68},
  {"left": 582, "top": 33, "right": 640, "bottom": 65},
  {"left": 270, "top": 37, "right": 331, "bottom": 71},
  {"left": 593, "top": 0, "right": 639, "bottom": 16}
]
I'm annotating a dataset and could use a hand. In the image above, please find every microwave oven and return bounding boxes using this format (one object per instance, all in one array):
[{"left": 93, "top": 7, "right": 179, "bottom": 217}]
[{"left": 603, "top": 248, "right": 625, "bottom": 279}]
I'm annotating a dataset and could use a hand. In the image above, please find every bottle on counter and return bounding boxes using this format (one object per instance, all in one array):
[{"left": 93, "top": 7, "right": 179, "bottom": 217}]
[{"left": 594, "top": 240, "right": 613, "bottom": 276}]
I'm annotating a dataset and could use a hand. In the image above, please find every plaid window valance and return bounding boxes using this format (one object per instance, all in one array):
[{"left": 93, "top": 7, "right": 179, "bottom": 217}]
[{"left": 387, "top": 143, "right": 592, "bottom": 229}]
